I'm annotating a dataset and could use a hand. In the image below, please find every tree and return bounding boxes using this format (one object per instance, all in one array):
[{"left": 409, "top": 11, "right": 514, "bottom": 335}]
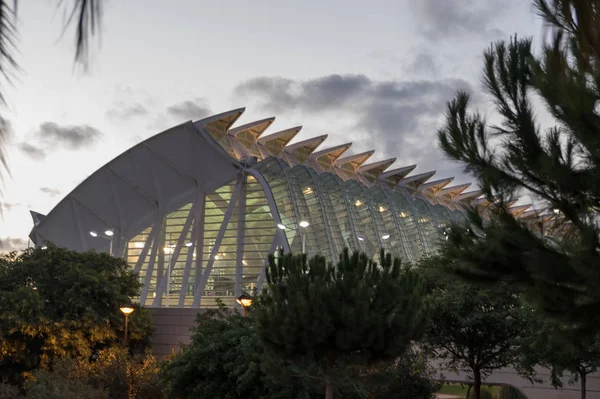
[
  {"left": 0, "top": 0, "right": 102, "bottom": 200},
  {"left": 160, "top": 302, "right": 318, "bottom": 399},
  {"left": 521, "top": 316, "right": 600, "bottom": 399},
  {"left": 348, "top": 348, "right": 441, "bottom": 399},
  {"left": 253, "top": 249, "right": 429, "bottom": 399},
  {"left": 419, "top": 257, "right": 531, "bottom": 399},
  {"left": 0, "top": 244, "right": 152, "bottom": 386},
  {"left": 436, "top": 0, "right": 600, "bottom": 336}
]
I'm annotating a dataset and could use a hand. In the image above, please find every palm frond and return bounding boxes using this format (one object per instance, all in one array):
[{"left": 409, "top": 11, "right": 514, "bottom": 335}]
[{"left": 56, "top": 0, "right": 103, "bottom": 69}]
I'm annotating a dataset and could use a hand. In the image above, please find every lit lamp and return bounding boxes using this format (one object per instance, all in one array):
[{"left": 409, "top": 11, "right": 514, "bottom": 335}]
[
  {"left": 119, "top": 306, "right": 135, "bottom": 347},
  {"left": 90, "top": 229, "right": 115, "bottom": 255},
  {"left": 236, "top": 292, "right": 253, "bottom": 317}
]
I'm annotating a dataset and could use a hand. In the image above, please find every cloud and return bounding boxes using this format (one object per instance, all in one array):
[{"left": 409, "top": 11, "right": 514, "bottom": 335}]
[
  {"left": 37, "top": 122, "right": 101, "bottom": 150},
  {"left": 409, "top": 0, "right": 505, "bottom": 41},
  {"left": 40, "top": 187, "right": 60, "bottom": 197},
  {"left": 235, "top": 74, "right": 474, "bottom": 168},
  {"left": 106, "top": 102, "right": 148, "bottom": 121},
  {"left": 166, "top": 99, "right": 212, "bottom": 121},
  {"left": 0, "top": 237, "right": 28, "bottom": 252},
  {"left": 18, "top": 122, "right": 103, "bottom": 159},
  {"left": 18, "top": 142, "right": 46, "bottom": 159}
]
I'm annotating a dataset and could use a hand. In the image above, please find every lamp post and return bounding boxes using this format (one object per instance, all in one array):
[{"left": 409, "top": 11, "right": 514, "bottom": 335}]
[
  {"left": 277, "top": 219, "right": 310, "bottom": 254},
  {"left": 90, "top": 229, "right": 115, "bottom": 256},
  {"left": 119, "top": 306, "right": 134, "bottom": 347},
  {"left": 236, "top": 292, "right": 253, "bottom": 317}
]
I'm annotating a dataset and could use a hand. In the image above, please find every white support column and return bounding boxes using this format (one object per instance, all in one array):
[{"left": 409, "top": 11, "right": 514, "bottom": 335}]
[
  {"left": 193, "top": 193, "right": 206, "bottom": 302},
  {"left": 133, "top": 220, "right": 161, "bottom": 274},
  {"left": 235, "top": 177, "right": 247, "bottom": 301},
  {"left": 140, "top": 220, "right": 163, "bottom": 305},
  {"left": 246, "top": 168, "right": 291, "bottom": 249},
  {"left": 192, "top": 180, "right": 242, "bottom": 308},
  {"left": 152, "top": 203, "right": 196, "bottom": 307},
  {"left": 256, "top": 232, "right": 285, "bottom": 291}
]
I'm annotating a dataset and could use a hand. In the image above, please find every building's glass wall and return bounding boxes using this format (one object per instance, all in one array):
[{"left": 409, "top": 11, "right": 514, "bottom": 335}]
[
  {"left": 127, "top": 157, "right": 469, "bottom": 307},
  {"left": 128, "top": 175, "right": 277, "bottom": 308},
  {"left": 256, "top": 157, "right": 467, "bottom": 264}
]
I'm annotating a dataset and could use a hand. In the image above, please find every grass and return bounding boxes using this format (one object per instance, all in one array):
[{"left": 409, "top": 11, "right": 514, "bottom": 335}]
[{"left": 437, "top": 383, "right": 502, "bottom": 398}]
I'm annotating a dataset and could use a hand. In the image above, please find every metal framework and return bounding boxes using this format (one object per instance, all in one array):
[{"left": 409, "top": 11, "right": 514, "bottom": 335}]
[{"left": 28, "top": 108, "right": 549, "bottom": 308}]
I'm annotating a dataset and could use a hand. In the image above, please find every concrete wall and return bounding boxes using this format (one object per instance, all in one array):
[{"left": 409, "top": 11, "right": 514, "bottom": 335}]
[
  {"left": 149, "top": 308, "right": 600, "bottom": 398},
  {"left": 149, "top": 308, "right": 206, "bottom": 360}
]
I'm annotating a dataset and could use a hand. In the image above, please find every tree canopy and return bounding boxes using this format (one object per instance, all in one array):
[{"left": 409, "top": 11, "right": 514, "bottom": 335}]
[
  {"left": 0, "top": 244, "right": 152, "bottom": 385},
  {"left": 253, "top": 249, "right": 429, "bottom": 399},
  {"left": 419, "top": 257, "right": 531, "bottom": 399},
  {"left": 436, "top": 0, "right": 600, "bottom": 336}
]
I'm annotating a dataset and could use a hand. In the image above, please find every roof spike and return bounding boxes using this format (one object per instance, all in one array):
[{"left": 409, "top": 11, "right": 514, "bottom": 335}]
[
  {"left": 508, "top": 204, "right": 532, "bottom": 216},
  {"left": 398, "top": 171, "right": 436, "bottom": 191},
  {"left": 378, "top": 164, "right": 417, "bottom": 185},
  {"left": 228, "top": 117, "right": 275, "bottom": 140},
  {"left": 257, "top": 126, "right": 302, "bottom": 158},
  {"left": 284, "top": 134, "right": 328, "bottom": 164},
  {"left": 359, "top": 158, "right": 396, "bottom": 178},
  {"left": 437, "top": 183, "right": 471, "bottom": 199},
  {"left": 418, "top": 177, "right": 454, "bottom": 195},
  {"left": 455, "top": 190, "right": 483, "bottom": 202},
  {"left": 309, "top": 142, "right": 353, "bottom": 172},
  {"left": 334, "top": 150, "right": 375, "bottom": 172}
]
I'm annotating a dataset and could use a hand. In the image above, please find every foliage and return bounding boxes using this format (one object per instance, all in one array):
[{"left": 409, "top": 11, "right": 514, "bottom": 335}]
[
  {"left": 161, "top": 303, "right": 316, "bottom": 399},
  {"left": 468, "top": 389, "right": 492, "bottom": 399},
  {"left": 0, "top": 0, "right": 102, "bottom": 201},
  {"left": 23, "top": 348, "right": 162, "bottom": 399},
  {"left": 348, "top": 349, "right": 441, "bottom": 399},
  {"left": 0, "top": 245, "right": 152, "bottom": 385},
  {"left": 253, "top": 248, "right": 429, "bottom": 399},
  {"left": 498, "top": 386, "right": 528, "bottom": 399},
  {"left": 520, "top": 315, "right": 600, "bottom": 398},
  {"left": 419, "top": 256, "right": 531, "bottom": 399},
  {"left": 23, "top": 360, "right": 106, "bottom": 399},
  {"left": 436, "top": 0, "right": 600, "bottom": 337}
]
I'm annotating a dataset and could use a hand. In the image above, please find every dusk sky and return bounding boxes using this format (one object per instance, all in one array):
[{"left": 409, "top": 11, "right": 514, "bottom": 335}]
[{"left": 0, "top": 0, "right": 544, "bottom": 251}]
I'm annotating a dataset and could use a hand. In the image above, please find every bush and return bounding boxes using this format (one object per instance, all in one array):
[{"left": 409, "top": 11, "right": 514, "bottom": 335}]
[
  {"left": 467, "top": 388, "right": 493, "bottom": 399},
  {"left": 499, "top": 386, "right": 528, "bottom": 399},
  {"left": 23, "top": 348, "right": 162, "bottom": 399}
]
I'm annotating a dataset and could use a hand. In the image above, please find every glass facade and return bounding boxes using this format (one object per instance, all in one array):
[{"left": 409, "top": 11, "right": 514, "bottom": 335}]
[{"left": 125, "top": 155, "right": 468, "bottom": 308}]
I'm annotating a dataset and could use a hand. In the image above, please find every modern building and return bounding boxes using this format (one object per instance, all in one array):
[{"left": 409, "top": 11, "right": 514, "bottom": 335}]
[{"left": 28, "top": 108, "right": 538, "bottom": 309}]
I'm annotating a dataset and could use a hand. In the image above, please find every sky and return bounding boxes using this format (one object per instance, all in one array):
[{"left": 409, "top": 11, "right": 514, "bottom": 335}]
[{"left": 0, "top": 0, "right": 545, "bottom": 251}]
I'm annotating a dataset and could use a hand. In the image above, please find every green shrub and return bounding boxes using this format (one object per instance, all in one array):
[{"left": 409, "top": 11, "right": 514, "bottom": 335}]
[
  {"left": 468, "top": 388, "right": 493, "bottom": 399},
  {"left": 499, "top": 385, "right": 528, "bottom": 399}
]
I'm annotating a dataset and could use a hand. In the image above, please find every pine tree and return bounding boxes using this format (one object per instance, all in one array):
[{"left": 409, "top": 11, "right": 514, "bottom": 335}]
[
  {"left": 436, "top": 0, "right": 600, "bottom": 336},
  {"left": 253, "top": 249, "right": 429, "bottom": 399}
]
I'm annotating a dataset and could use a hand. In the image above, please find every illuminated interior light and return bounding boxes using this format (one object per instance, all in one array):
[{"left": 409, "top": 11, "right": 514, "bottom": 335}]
[
  {"left": 355, "top": 200, "right": 363, "bottom": 207},
  {"left": 242, "top": 260, "right": 248, "bottom": 266},
  {"left": 135, "top": 242, "right": 144, "bottom": 248},
  {"left": 382, "top": 234, "right": 390, "bottom": 240},
  {"left": 277, "top": 223, "right": 286, "bottom": 230},
  {"left": 303, "top": 187, "right": 313, "bottom": 194},
  {"left": 379, "top": 206, "right": 386, "bottom": 212},
  {"left": 185, "top": 242, "right": 193, "bottom": 247},
  {"left": 299, "top": 220, "right": 309, "bottom": 228}
]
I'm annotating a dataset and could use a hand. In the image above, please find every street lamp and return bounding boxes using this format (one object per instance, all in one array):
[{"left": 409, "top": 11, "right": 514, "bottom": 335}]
[
  {"left": 90, "top": 229, "right": 115, "bottom": 255},
  {"left": 236, "top": 292, "right": 253, "bottom": 317},
  {"left": 299, "top": 219, "right": 309, "bottom": 254},
  {"left": 119, "top": 306, "right": 134, "bottom": 347}
]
